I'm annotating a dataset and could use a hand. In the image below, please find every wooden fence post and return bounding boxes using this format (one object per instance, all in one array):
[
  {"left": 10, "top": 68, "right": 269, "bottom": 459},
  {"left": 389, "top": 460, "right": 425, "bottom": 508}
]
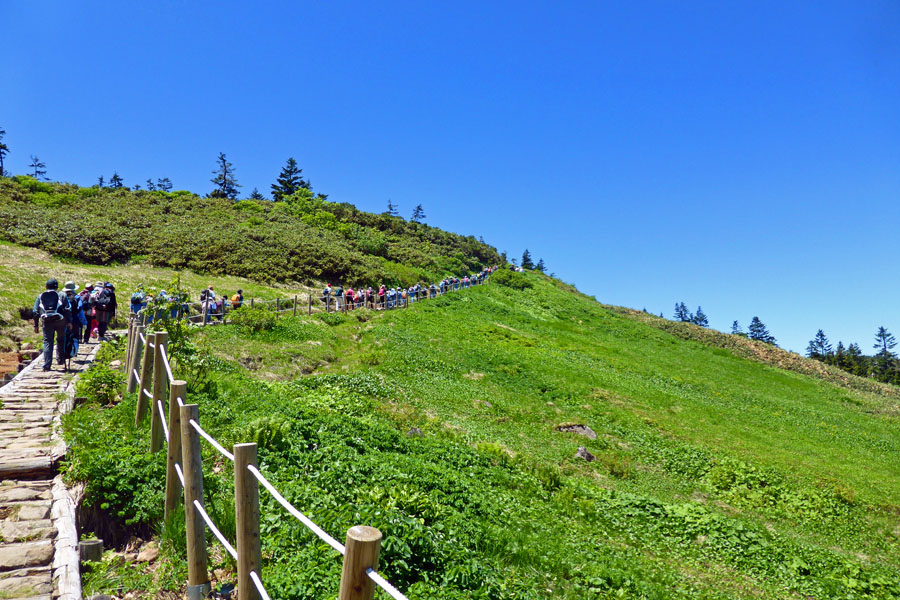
[
  {"left": 124, "top": 319, "right": 135, "bottom": 375},
  {"left": 135, "top": 332, "right": 155, "bottom": 426},
  {"left": 126, "top": 324, "right": 145, "bottom": 394},
  {"left": 250, "top": 298, "right": 254, "bottom": 308},
  {"left": 293, "top": 295, "right": 298, "bottom": 316},
  {"left": 308, "top": 294, "right": 312, "bottom": 315},
  {"left": 150, "top": 331, "right": 168, "bottom": 453},
  {"left": 180, "top": 403, "right": 210, "bottom": 599},
  {"left": 338, "top": 526, "right": 382, "bottom": 600},
  {"left": 235, "top": 444, "right": 262, "bottom": 600},
  {"left": 164, "top": 380, "right": 186, "bottom": 519},
  {"left": 276, "top": 298, "right": 280, "bottom": 315}
]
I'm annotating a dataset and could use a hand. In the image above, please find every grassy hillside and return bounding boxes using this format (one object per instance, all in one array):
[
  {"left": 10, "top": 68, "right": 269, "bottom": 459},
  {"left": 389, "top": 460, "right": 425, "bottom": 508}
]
[
  {"left": 66, "top": 270, "right": 900, "bottom": 599},
  {"left": 0, "top": 175, "right": 500, "bottom": 286}
]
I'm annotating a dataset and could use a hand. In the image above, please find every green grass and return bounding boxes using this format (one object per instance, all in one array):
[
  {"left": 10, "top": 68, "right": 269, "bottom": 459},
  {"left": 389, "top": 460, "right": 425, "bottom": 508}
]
[{"left": 65, "top": 270, "right": 900, "bottom": 599}]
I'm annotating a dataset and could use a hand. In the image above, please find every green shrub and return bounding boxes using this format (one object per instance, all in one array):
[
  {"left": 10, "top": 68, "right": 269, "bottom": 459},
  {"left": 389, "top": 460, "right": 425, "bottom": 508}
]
[
  {"left": 230, "top": 305, "right": 277, "bottom": 333},
  {"left": 492, "top": 269, "right": 533, "bottom": 290}
]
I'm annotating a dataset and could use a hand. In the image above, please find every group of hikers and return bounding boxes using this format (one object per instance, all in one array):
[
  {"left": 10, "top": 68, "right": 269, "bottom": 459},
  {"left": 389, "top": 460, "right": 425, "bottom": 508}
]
[
  {"left": 129, "top": 285, "right": 244, "bottom": 323},
  {"left": 32, "top": 279, "right": 117, "bottom": 371},
  {"left": 321, "top": 267, "right": 497, "bottom": 311}
]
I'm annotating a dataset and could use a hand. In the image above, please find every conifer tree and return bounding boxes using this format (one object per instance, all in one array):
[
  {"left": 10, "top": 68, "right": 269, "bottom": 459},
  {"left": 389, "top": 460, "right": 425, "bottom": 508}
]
[
  {"left": 521, "top": 249, "right": 535, "bottom": 270},
  {"left": 834, "top": 341, "right": 847, "bottom": 369},
  {"left": 806, "top": 329, "right": 833, "bottom": 360},
  {"left": 0, "top": 126, "right": 8, "bottom": 177},
  {"left": 109, "top": 172, "right": 124, "bottom": 188},
  {"left": 674, "top": 302, "right": 691, "bottom": 322},
  {"left": 157, "top": 177, "right": 173, "bottom": 192},
  {"left": 872, "top": 326, "right": 897, "bottom": 381},
  {"left": 692, "top": 306, "right": 708, "bottom": 327},
  {"left": 748, "top": 317, "right": 776, "bottom": 345},
  {"left": 411, "top": 204, "right": 426, "bottom": 223},
  {"left": 210, "top": 152, "right": 240, "bottom": 199},
  {"left": 249, "top": 187, "right": 265, "bottom": 200},
  {"left": 385, "top": 199, "right": 399, "bottom": 216},
  {"left": 731, "top": 320, "right": 743, "bottom": 335},
  {"left": 28, "top": 155, "right": 47, "bottom": 180},
  {"left": 271, "top": 157, "right": 308, "bottom": 201},
  {"left": 536, "top": 258, "right": 546, "bottom": 272},
  {"left": 97, "top": 175, "right": 105, "bottom": 188},
  {"left": 145, "top": 178, "right": 157, "bottom": 191}
]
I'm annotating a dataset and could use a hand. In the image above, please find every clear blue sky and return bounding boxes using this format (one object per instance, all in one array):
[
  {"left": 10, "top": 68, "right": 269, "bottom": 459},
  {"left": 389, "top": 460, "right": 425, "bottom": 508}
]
[{"left": 2, "top": 1, "right": 898, "bottom": 353}]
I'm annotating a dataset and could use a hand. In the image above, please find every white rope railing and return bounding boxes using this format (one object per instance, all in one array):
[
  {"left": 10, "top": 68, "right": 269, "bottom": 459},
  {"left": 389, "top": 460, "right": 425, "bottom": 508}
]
[
  {"left": 142, "top": 388, "right": 152, "bottom": 399},
  {"left": 158, "top": 400, "right": 169, "bottom": 442},
  {"left": 159, "top": 345, "right": 175, "bottom": 383},
  {"left": 139, "top": 332, "right": 146, "bottom": 344},
  {"left": 176, "top": 395, "right": 184, "bottom": 407},
  {"left": 132, "top": 369, "right": 141, "bottom": 386},
  {"left": 367, "top": 568, "right": 410, "bottom": 600},
  {"left": 174, "top": 462, "right": 185, "bottom": 487},
  {"left": 189, "top": 419, "right": 235, "bottom": 462},
  {"left": 193, "top": 499, "right": 238, "bottom": 559},
  {"left": 249, "top": 571, "right": 271, "bottom": 600},
  {"left": 246, "top": 464, "right": 346, "bottom": 555}
]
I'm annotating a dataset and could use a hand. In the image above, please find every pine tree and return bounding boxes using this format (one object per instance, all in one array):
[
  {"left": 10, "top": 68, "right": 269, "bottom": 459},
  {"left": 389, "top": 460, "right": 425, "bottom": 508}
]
[
  {"left": 674, "top": 302, "right": 691, "bottom": 322},
  {"left": 28, "top": 155, "right": 47, "bottom": 180},
  {"left": 209, "top": 152, "right": 240, "bottom": 199},
  {"left": 97, "top": 175, "right": 105, "bottom": 188},
  {"left": 692, "top": 306, "right": 708, "bottom": 327},
  {"left": 157, "top": 177, "right": 173, "bottom": 192},
  {"left": 846, "top": 343, "right": 866, "bottom": 376},
  {"left": 731, "top": 320, "right": 743, "bottom": 335},
  {"left": 806, "top": 329, "right": 833, "bottom": 360},
  {"left": 872, "top": 326, "right": 897, "bottom": 382},
  {"left": 411, "top": 204, "right": 426, "bottom": 223},
  {"left": 535, "top": 258, "right": 546, "bottom": 272},
  {"left": 133, "top": 184, "right": 142, "bottom": 190},
  {"left": 0, "top": 126, "right": 8, "bottom": 177},
  {"left": 834, "top": 341, "right": 847, "bottom": 369},
  {"left": 271, "top": 157, "right": 308, "bottom": 201},
  {"left": 249, "top": 187, "right": 265, "bottom": 200},
  {"left": 748, "top": 317, "right": 776, "bottom": 345},
  {"left": 145, "top": 178, "right": 157, "bottom": 191},
  {"left": 385, "top": 199, "right": 399, "bottom": 216},
  {"left": 521, "top": 249, "right": 535, "bottom": 270},
  {"left": 109, "top": 172, "right": 124, "bottom": 188}
]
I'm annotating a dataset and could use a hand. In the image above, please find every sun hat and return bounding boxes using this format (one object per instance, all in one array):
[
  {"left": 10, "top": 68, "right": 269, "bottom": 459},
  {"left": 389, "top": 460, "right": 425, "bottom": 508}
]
[
  {"left": 63, "top": 281, "right": 77, "bottom": 292},
  {"left": 95, "top": 281, "right": 104, "bottom": 287}
]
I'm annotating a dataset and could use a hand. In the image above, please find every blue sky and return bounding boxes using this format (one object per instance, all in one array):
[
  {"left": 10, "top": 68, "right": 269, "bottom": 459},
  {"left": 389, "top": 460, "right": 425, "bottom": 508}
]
[{"left": 2, "top": 1, "right": 898, "bottom": 353}]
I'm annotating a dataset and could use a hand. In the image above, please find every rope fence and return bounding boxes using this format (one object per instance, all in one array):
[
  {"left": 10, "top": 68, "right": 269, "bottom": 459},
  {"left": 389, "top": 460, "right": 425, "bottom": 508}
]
[{"left": 121, "top": 294, "right": 439, "bottom": 600}]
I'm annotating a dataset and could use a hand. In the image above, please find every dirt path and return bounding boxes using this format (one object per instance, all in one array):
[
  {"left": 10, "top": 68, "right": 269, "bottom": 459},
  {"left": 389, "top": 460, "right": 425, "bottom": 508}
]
[{"left": 0, "top": 340, "right": 100, "bottom": 600}]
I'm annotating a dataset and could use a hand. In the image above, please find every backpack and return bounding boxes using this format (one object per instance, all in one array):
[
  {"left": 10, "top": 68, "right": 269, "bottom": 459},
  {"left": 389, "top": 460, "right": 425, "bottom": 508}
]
[
  {"left": 131, "top": 291, "right": 145, "bottom": 305},
  {"left": 231, "top": 294, "right": 241, "bottom": 304},
  {"left": 39, "top": 291, "right": 68, "bottom": 323}
]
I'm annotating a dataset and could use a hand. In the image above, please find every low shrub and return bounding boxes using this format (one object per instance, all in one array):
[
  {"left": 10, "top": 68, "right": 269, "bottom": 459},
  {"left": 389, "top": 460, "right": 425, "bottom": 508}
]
[
  {"left": 230, "top": 305, "right": 277, "bottom": 333},
  {"left": 492, "top": 269, "right": 533, "bottom": 290}
]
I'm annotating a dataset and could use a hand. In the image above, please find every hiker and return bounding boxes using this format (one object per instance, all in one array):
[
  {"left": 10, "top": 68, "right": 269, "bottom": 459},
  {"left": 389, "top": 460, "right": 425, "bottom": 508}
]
[
  {"left": 32, "top": 278, "right": 72, "bottom": 371},
  {"left": 335, "top": 285, "right": 344, "bottom": 311},
  {"left": 199, "top": 285, "right": 215, "bottom": 323},
  {"left": 322, "top": 283, "right": 332, "bottom": 310},
  {"left": 130, "top": 286, "right": 146, "bottom": 314},
  {"left": 429, "top": 283, "right": 437, "bottom": 298},
  {"left": 365, "top": 286, "right": 374, "bottom": 308},
  {"left": 64, "top": 281, "right": 87, "bottom": 347},
  {"left": 377, "top": 285, "right": 385, "bottom": 309},
  {"left": 346, "top": 287, "right": 355, "bottom": 310},
  {"left": 93, "top": 282, "right": 116, "bottom": 339},
  {"left": 231, "top": 289, "right": 244, "bottom": 310},
  {"left": 79, "top": 283, "right": 94, "bottom": 343}
]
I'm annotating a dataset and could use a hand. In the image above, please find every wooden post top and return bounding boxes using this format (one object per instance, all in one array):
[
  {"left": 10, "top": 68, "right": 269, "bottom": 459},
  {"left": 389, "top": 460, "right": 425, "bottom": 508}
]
[{"left": 347, "top": 526, "right": 382, "bottom": 543}]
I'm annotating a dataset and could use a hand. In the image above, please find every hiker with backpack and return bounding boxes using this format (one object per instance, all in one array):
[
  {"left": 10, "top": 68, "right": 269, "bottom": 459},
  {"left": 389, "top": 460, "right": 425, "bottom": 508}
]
[
  {"left": 79, "top": 283, "right": 94, "bottom": 343},
  {"left": 64, "top": 282, "right": 87, "bottom": 349},
  {"left": 93, "top": 282, "right": 116, "bottom": 339},
  {"left": 32, "top": 278, "right": 72, "bottom": 371},
  {"left": 231, "top": 289, "right": 243, "bottom": 310},
  {"left": 131, "top": 286, "right": 146, "bottom": 315}
]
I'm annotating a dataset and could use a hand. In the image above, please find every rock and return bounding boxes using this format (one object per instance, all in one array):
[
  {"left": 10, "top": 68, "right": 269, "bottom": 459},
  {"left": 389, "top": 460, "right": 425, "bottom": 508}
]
[
  {"left": 0, "top": 540, "right": 54, "bottom": 569},
  {"left": 108, "top": 360, "right": 122, "bottom": 369},
  {"left": 136, "top": 542, "right": 159, "bottom": 563},
  {"left": 575, "top": 446, "right": 596, "bottom": 462},
  {"left": 21, "top": 343, "right": 34, "bottom": 351},
  {"left": 555, "top": 424, "right": 597, "bottom": 439},
  {"left": 406, "top": 427, "right": 424, "bottom": 438},
  {"left": 90, "top": 595, "right": 114, "bottom": 600}
]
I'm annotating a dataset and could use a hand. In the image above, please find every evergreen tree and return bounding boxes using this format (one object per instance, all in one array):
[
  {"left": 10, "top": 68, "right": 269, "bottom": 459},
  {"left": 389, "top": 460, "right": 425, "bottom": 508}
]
[
  {"left": 872, "top": 326, "right": 897, "bottom": 382},
  {"left": 97, "top": 175, "right": 105, "bottom": 188},
  {"left": 691, "top": 306, "right": 708, "bottom": 327},
  {"left": 157, "top": 177, "right": 173, "bottom": 192},
  {"left": 535, "top": 258, "right": 546, "bottom": 273},
  {"left": 28, "top": 155, "right": 47, "bottom": 180},
  {"left": 133, "top": 183, "right": 142, "bottom": 190},
  {"left": 145, "top": 178, "right": 157, "bottom": 191},
  {"left": 271, "top": 157, "right": 308, "bottom": 201},
  {"left": 846, "top": 343, "right": 867, "bottom": 377},
  {"left": 249, "top": 187, "right": 266, "bottom": 200},
  {"left": 385, "top": 199, "right": 399, "bottom": 216},
  {"left": 748, "top": 317, "right": 776, "bottom": 345},
  {"left": 411, "top": 204, "right": 426, "bottom": 223},
  {"left": 674, "top": 302, "right": 691, "bottom": 322},
  {"left": 0, "top": 126, "right": 8, "bottom": 177},
  {"left": 209, "top": 152, "right": 240, "bottom": 199},
  {"left": 109, "top": 172, "right": 124, "bottom": 188},
  {"left": 731, "top": 320, "right": 743, "bottom": 335},
  {"left": 834, "top": 341, "right": 847, "bottom": 369},
  {"left": 806, "top": 329, "right": 833, "bottom": 360},
  {"left": 521, "top": 249, "right": 535, "bottom": 270}
]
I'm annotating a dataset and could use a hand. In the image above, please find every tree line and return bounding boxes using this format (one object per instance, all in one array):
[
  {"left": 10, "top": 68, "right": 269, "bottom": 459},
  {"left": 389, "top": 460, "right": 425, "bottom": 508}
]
[
  {"left": 670, "top": 301, "right": 776, "bottom": 344},
  {"left": 806, "top": 327, "right": 900, "bottom": 385}
]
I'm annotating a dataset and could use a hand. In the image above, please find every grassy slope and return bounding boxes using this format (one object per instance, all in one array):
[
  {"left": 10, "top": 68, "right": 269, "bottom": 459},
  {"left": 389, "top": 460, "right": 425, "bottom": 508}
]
[{"left": 175, "top": 271, "right": 900, "bottom": 598}]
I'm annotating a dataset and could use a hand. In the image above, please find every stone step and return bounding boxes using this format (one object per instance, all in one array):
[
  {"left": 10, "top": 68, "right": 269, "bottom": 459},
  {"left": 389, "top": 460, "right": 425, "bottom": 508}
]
[
  {"left": 0, "top": 457, "right": 54, "bottom": 480},
  {"left": 0, "top": 501, "right": 53, "bottom": 522},
  {"left": 0, "top": 519, "right": 55, "bottom": 543},
  {"left": 0, "top": 541, "right": 54, "bottom": 571},
  {"left": 0, "top": 565, "right": 52, "bottom": 596}
]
